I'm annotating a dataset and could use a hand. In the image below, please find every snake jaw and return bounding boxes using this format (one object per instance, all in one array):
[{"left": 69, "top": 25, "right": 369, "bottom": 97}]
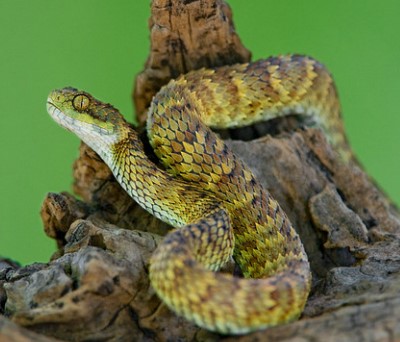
[
  {"left": 46, "top": 101, "right": 75, "bottom": 133},
  {"left": 47, "top": 100, "right": 111, "bottom": 136},
  {"left": 46, "top": 88, "right": 125, "bottom": 164}
]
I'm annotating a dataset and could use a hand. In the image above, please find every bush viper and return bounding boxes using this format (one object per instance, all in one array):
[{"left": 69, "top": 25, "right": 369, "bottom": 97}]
[{"left": 47, "top": 55, "right": 350, "bottom": 334}]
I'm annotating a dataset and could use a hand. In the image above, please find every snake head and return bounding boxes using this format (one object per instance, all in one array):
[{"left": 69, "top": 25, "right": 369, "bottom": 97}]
[{"left": 47, "top": 87, "right": 128, "bottom": 160}]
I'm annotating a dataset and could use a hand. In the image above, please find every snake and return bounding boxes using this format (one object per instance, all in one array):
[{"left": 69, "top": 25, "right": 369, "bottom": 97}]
[{"left": 47, "top": 55, "right": 350, "bottom": 334}]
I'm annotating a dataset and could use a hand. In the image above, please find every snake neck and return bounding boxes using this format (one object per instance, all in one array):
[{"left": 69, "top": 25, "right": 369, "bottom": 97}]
[
  {"left": 108, "top": 128, "right": 174, "bottom": 222},
  {"left": 107, "top": 128, "right": 220, "bottom": 227}
]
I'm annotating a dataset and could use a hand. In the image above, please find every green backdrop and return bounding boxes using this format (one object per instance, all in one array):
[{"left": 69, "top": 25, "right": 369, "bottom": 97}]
[{"left": 1, "top": 1, "right": 399, "bottom": 265}]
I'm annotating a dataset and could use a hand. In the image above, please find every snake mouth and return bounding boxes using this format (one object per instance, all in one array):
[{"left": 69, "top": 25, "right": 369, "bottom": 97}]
[
  {"left": 46, "top": 100, "right": 58, "bottom": 113},
  {"left": 46, "top": 100, "right": 62, "bottom": 121},
  {"left": 46, "top": 100, "right": 76, "bottom": 130},
  {"left": 46, "top": 100, "right": 59, "bottom": 119},
  {"left": 46, "top": 100, "right": 56, "bottom": 111}
]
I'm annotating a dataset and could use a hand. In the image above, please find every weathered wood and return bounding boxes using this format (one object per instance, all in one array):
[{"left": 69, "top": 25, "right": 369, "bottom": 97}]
[
  {"left": 1, "top": 0, "right": 400, "bottom": 341},
  {"left": 0, "top": 315, "right": 61, "bottom": 342},
  {"left": 133, "top": 0, "right": 251, "bottom": 125}
]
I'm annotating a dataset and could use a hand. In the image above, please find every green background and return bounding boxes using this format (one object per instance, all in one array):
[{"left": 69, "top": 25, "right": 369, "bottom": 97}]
[{"left": 1, "top": 1, "right": 399, "bottom": 265}]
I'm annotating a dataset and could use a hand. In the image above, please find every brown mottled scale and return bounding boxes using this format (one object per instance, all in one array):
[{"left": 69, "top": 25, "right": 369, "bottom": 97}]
[{"left": 48, "top": 55, "right": 349, "bottom": 334}]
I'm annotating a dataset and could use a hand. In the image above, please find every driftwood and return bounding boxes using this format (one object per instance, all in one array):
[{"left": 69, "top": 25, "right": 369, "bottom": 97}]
[{"left": 1, "top": 0, "right": 400, "bottom": 341}]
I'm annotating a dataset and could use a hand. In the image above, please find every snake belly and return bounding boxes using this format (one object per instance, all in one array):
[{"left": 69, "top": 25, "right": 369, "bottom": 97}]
[{"left": 47, "top": 55, "right": 350, "bottom": 334}]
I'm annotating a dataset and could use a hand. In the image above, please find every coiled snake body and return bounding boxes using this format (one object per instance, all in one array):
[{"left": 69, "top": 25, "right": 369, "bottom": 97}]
[{"left": 47, "top": 55, "right": 349, "bottom": 334}]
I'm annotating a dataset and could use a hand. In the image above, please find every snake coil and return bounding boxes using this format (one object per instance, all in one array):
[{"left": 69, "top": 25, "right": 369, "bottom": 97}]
[{"left": 47, "top": 55, "right": 351, "bottom": 334}]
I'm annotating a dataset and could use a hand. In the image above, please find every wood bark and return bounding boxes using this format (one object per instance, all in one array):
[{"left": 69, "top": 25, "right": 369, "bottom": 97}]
[{"left": 1, "top": 1, "right": 399, "bottom": 341}]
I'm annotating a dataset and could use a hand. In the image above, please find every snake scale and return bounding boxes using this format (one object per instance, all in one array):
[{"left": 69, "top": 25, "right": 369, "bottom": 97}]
[{"left": 47, "top": 55, "right": 351, "bottom": 334}]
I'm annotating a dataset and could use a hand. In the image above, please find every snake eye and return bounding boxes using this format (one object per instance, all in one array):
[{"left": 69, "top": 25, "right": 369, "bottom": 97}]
[{"left": 72, "top": 94, "right": 90, "bottom": 112}]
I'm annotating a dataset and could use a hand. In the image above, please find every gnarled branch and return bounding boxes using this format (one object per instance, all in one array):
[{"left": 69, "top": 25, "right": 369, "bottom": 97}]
[{"left": 1, "top": 1, "right": 399, "bottom": 341}]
